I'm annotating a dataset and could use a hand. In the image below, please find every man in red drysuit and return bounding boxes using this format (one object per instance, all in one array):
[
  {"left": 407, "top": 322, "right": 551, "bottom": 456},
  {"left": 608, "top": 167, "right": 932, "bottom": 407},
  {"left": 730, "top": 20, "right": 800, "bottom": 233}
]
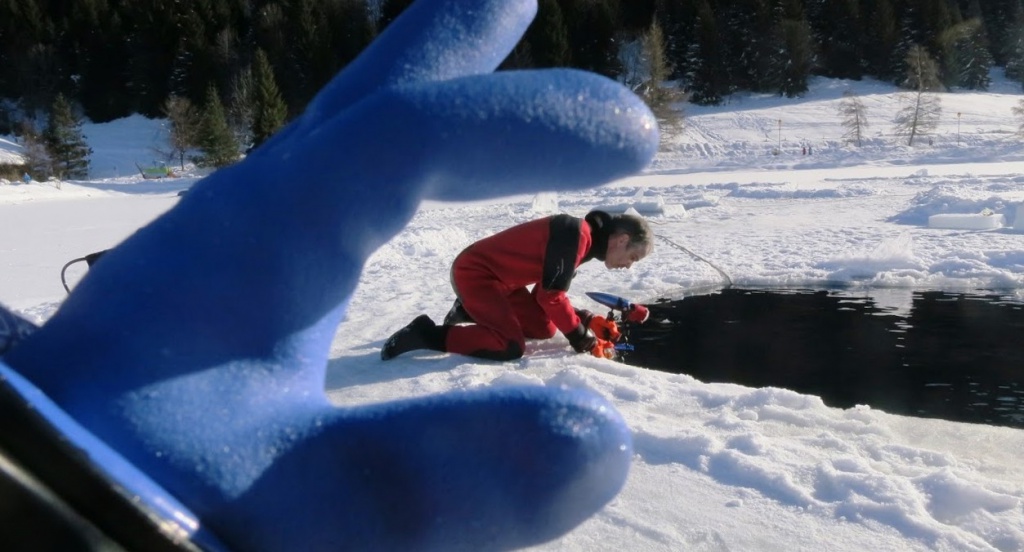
[{"left": 381, "top": 210, "right": 653, "bottom": 361}]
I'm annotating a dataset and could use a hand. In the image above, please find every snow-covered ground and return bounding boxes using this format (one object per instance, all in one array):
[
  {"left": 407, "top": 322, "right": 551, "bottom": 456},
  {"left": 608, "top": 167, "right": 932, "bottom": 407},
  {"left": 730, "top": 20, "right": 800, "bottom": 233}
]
[{"left": 3, "top": 76, "right": 1024, "bottom": 551}]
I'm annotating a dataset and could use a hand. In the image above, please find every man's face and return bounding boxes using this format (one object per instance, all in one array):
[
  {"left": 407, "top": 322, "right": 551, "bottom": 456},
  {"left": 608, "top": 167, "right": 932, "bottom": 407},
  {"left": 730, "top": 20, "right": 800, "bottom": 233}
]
[{"left": 604, "top": 234, "right": 650, "bottom": 269}]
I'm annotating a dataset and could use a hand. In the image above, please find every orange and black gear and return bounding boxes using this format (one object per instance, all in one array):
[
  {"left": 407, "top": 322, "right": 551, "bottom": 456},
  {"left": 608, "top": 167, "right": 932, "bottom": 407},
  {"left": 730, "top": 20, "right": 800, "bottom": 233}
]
[{"left": 587, "top": 315, "right": 621, "bottom": 343}]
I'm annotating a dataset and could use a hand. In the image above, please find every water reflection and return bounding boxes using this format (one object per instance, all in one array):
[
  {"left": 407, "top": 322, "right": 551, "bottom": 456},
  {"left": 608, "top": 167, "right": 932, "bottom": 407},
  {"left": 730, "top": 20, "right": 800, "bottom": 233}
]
[{"left": 620, "top": 288, "right": 1024, "bottom": 429}]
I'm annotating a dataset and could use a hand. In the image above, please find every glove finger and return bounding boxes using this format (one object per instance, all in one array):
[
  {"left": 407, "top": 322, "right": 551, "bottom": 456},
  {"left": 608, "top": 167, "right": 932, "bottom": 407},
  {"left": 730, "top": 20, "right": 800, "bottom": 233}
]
[
  {"left": 221, "top": 387, "right": 632, "bottom": 550},
  {"left": 0, "top": 357, "right": 632, "bottom": 551},
  {"left": 257, "top": 0, "right": 536, "bottom": 157},
  {"left": 297, "top": 68, "right": 659, "bottom": 203}
]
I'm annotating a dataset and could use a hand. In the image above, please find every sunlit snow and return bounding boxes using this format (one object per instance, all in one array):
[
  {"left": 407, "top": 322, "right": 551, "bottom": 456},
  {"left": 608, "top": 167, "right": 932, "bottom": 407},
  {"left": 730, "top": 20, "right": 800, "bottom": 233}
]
[{"left": 2, "top": 75, "right": 1023, "bottom": 551}]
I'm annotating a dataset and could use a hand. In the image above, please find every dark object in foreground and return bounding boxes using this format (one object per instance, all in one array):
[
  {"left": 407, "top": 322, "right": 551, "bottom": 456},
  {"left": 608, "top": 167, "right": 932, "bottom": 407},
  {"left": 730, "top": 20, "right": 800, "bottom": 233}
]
[
  {"left": 0, "top": 371, "right": 206, "bottom": 551},
  {"left": 60, "top": 250, "right": 109, "bottom": 294}
]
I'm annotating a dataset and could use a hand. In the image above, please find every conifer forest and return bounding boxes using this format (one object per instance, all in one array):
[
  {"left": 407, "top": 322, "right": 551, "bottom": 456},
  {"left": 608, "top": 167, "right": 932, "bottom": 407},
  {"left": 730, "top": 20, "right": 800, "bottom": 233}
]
[{"left": 1, "top": 0, "right": 1022, "bottom": 129}]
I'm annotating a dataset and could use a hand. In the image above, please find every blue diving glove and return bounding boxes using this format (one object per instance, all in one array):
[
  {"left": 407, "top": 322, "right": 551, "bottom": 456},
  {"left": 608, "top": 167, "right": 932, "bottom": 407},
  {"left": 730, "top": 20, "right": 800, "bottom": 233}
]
[
  {"left": 0, "top": 0, "right": 658, "bottom": 549},
  {"left": 0, "top": 308, "right": 36, "bottom": 356}
]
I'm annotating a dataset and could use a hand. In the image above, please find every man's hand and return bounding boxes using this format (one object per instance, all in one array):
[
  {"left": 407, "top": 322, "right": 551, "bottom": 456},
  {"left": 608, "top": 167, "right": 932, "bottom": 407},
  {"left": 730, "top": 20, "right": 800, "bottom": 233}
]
[
  {"left": 627, "top": 304, "right": 651, "bottom": 324},
  {"left": 566, "top": 323, "right": 616, "bottom": 359},
  {"left": 575, "top": 308, "right": 621, "bottom": 341},
  {"left": 591, "top": 338, "right": 617, "bottom": 359},
  {"left": 588, "top": 315, "right": 622, "bottom": 342},
  {"left": 566, "top": 322, "right": 599, "bottom": 354}
]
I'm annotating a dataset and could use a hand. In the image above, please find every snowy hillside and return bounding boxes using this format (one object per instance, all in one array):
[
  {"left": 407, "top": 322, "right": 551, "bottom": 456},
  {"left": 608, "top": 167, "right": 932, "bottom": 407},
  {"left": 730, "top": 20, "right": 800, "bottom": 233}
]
[{"left": 657, "top": 76, "right": 1024, "bottom": 170}]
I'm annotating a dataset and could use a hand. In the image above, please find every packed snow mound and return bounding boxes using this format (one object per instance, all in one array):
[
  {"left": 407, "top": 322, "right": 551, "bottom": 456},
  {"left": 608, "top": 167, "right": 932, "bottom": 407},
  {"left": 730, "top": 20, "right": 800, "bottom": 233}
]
[{"left": 890, "top": 183, "right": 1024, "bottom": 226}]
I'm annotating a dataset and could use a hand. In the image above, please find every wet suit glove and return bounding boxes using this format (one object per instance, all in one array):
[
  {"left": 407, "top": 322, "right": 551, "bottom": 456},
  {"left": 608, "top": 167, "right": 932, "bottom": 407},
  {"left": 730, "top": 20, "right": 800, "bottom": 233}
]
[
  {"left": 565, "top": 322, "right": 598, "bottom": 354},
  {"left": 591, "top": 338, "right": 617, "bottom": 359},
  {"left": 565, "top": 323, "right": 616, "bottom": 358},
  {"left": 0, "top": 0, "right": 658, "bottom": 550},
  {"left": 627, "top": 304, "right": 650, "bottom": 324},
  {"left": 574, "top": 309, "right": 621, "bottom": 342},
  {"left": 589, "top": 316, "right": 621, "bottom": 342}
]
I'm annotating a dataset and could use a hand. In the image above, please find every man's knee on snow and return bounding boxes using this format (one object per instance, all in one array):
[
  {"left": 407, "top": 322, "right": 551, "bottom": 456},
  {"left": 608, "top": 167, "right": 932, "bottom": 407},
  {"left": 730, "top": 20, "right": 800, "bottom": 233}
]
[
  {"left": 541, "top": 323, "right": 557, "bottom": 339},
  {"left": 470, "top": 340, "right": 524, "bottom": 361},
  {"left": 522, "top": 320, "right": 557, "bottom": 340}
]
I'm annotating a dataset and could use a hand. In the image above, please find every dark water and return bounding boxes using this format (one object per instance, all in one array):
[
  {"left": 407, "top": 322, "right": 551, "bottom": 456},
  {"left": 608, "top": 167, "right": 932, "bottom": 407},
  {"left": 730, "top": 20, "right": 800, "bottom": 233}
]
[{"left": 618, "top": 288, "right": 1024, "bottom": 429}]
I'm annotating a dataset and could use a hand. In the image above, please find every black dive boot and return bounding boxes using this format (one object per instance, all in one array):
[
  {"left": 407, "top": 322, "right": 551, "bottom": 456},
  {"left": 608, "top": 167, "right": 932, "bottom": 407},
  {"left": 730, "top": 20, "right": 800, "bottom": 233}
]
[
  {"left": 442, "top": 299, "right": 474, "bottom": 326},
  {"left": 381, "top": 315, "right": 449, "bottom": 360}
]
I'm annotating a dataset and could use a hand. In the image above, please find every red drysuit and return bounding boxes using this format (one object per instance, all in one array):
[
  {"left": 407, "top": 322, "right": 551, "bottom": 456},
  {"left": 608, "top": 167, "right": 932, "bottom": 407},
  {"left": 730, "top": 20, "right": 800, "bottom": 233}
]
[{"left": 445, "top": 213, "right": 606, "bottom": 360}]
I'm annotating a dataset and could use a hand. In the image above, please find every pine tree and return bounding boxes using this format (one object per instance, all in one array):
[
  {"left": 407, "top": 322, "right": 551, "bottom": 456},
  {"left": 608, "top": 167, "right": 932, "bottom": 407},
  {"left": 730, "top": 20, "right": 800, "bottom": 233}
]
[
  {"left": 227, "top": 66, "right": 256, "bottom": 151},
  {"left": 564, "top": 0, "right": 621, "bottom": 77},
  {"left": 196, "top": 86, "right": 239, "bottom": 168},
  {"left": 903, "top": 0, "right": 954, "bottom": 55},
  {"left": 169, "top": 11, "right": 211, "bottom": 106},
  {"left": 525, "top": 0, "right": 572, "bottom": 68},
  {"left": 19, "top": 120, "right": 53, "bottom": 181},
  {"left": 619, "top": 0, "right": 656, "bottom": 31},
  {"left": 778, "top": 19, "right": 813, "bottom": 98},
  {"left": 1004, "top": 15, "right": 1024, "bottom": 87},
  {"left": 71, "top": 0, "right": 133, "bottom": 122},
  {"left": 686, "top": 0, "right": 726, "bottom": 105},
  {"left": 43, "top": 94, "right": 91, "bottom": 179},
  {"left": 864, "top": 0, "right": 901, "bottom": 81},
  {"left": 978, "top": 0, "right": 1022, "bottom": 66},
  {"left": 322, "top": 0, "right": 375, "bottom": 81},
  {"left": 807, "top": 0, "right": 864, "bottom": 79},
  {"left": 894, "top": 45, "right": 943, "bottom": 146},
  {"left": 251, "top": 2, "right": 290, "bottom": 114},
  {"left": 123, "top": 0, "right": 179, "bottom": 118},
  {"left": 838, "top": 90, "right": 870, "bottom": 146},
  {"left": 251, "top": 49, "right": 287, "bottom": 149},
  {"left": 654, "top": 0, "right": 697, "bottom": 81},
  {"left": 290, "top": 0, "right": 374, "bottom": 109},
  {"left": 0, "top": 102, "right": 15, "bottom": 135},
  {"left": 163, "top": 95, "right": 200, "bottom": 170},
  {"left": 941, "top": 19, "right": 993, "bottom": 90},
  {"left": 719, "top": 0, "right": 777, "bottom": 93},
  {"left": 639, "top": 20, "right": 685, "bottom": 133},
  {"left": 902, "top": 43, "right": 944, "bottom": 91},
  {"left": 1013, "top": 98, "right": 1024, "bottom": 137},
  {"left": 283, "top": 0, "right": 325, "bottom": 112},
  {"left": 17, "top": 43, "right": 62, "bottom": 116},
  {"left": 893, "top": 90, "right": 942, "bottom": 146},
  {"left": 0, "top": 0, "right": 58, "bottom": 108}
]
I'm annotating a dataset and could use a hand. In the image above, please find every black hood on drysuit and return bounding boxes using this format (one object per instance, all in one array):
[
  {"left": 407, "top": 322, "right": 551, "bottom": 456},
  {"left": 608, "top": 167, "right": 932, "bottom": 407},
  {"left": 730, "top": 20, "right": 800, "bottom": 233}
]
[{"left": 583, "top": 210, "right": 613, "bottom": 262}]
